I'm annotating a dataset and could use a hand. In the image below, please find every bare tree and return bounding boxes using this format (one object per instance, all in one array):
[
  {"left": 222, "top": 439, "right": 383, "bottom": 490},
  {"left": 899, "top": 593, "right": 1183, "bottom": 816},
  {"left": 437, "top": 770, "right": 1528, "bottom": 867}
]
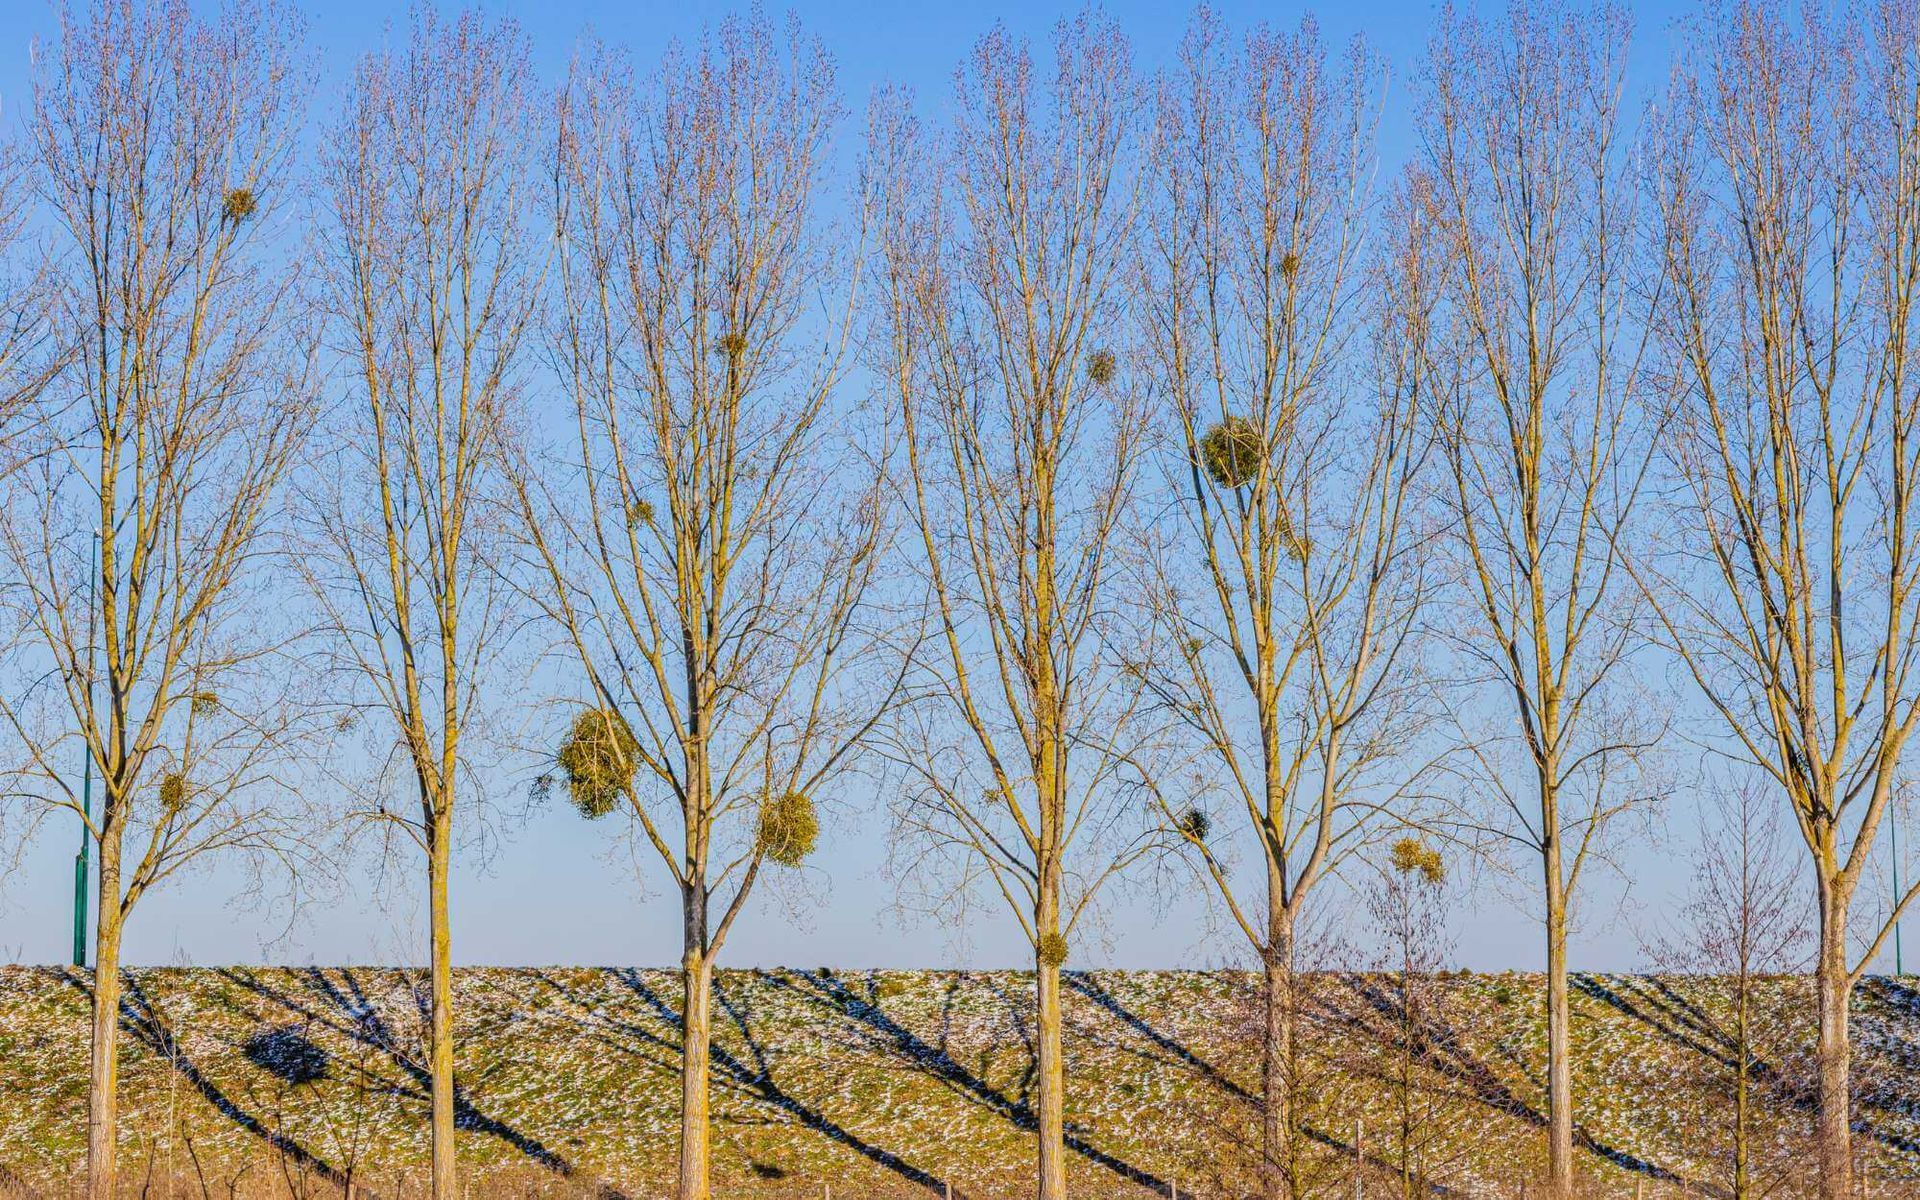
[
  {"left": 1419, "top": 5, "right": 1663, "bottom": 1196},
  {"left": 518, "top": 17, "right": 896, "bottom": 1200},
  {"left": 1646, "top": 783, "right": 1811, "bottom": 1199},
  {"left": 1135, "top": 17, "right": 1433, "bottom": 1199},
  {"left": 310, "top": 13, "right": 543, "bottom": 1198},
  {"left": 1364, "top": 837, "right": 1456, "bottom": 1200},
  {"left": 1639, "top": 4, "right": 1920, "bottom": 1193},
  {"left": 0, "top": 3, "right": 315, "bottom": 1197},
  {"left": 867, "top": 16, "right": 1154, "bottom": 1199}
]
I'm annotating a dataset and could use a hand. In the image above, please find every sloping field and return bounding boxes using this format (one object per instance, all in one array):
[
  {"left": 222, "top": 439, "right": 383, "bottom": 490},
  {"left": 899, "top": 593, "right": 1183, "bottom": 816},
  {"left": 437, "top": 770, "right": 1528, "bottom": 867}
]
[{"left": 1, "top": 966, "right": 1918, "bottom": 1197}]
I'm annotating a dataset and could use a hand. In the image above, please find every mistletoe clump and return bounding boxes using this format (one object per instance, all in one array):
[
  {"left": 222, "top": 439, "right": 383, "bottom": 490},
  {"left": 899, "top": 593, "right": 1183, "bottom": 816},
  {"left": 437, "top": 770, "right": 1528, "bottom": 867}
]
[
  {"left": 1036, "top": 932, "right": 1069, "bottom": 967},
  {"left": 1200, "top": 416, "right": 1265, "bottom": 488},
  {"left": 556, "top": 708, "right": 638, "bottom": 819},
  {"left": 1175, "top": 806, "right": 1212, "bottom": 842},
  {"left": 756, "top": 790, "right": 819, "bottom": 867},
  {"left": 221, "top": 188, "right": 257, "bottom": 223},
  {"left": 1087, "top": 348, "right": 1117, "bottom": 387},
  {"left": 1389, "top": 835, "right": 1446, "bottom": 885}
]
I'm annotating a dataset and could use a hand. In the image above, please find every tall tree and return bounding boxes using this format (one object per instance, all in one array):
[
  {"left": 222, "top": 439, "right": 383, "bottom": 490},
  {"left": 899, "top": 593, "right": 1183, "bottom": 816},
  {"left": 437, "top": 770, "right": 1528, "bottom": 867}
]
[
  {"left": 1, "top": 3, "right": 315, "bottom": 1197},
  {"left": 1641, "top": 4, "right": 1920, "bottom": 1193},
  {"left": 520, "top": 18, "right": 896, "bottom": 1200},
  {"left": 868, "top": 16, "right": 1152, "bottom": 1199},
  {"left": 310, "top": 13, "right": 542, "bottom": 1197},
  {"left": 1137, "top": 17, "right": 1432, "bottom": 1199},
  {"left": 1420, "top": 5, "right": 1662, "bottom": 1195}
]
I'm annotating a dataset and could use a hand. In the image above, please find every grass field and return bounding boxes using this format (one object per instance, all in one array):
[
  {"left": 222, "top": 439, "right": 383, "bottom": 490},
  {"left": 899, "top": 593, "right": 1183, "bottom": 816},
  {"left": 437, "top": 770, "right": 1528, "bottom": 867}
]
[{"left": 2, "top": 966, "right": 1919, "bottom": 1197}]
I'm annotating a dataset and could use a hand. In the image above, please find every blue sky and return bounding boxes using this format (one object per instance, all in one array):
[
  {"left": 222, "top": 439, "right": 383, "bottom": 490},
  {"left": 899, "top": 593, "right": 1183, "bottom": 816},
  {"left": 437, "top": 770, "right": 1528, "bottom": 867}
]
[{"left": 0, "top": 0, "right": 1866, "bottom": 976}]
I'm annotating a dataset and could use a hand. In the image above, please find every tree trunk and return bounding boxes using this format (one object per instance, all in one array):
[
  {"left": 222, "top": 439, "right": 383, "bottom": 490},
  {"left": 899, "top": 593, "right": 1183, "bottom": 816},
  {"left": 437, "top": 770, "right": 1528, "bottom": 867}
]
[
  {"left": 1036, "top": 939, "right": 1067, "bottom": 1200},
  {"left": 1263, "top": 911, "right": 1297, "bottom": 1200},
  {"left": 1399, "top": 959, "right": 1416, "bottom": 1200},
  {"left": 85, "top": 843, "right": 122, "bottom": 1200},
  {"left": 680, "top": 949, "right": 713, "bottom": 1200},
  {"left": 1733, "top": 968, "right": 1750, "bottom": 1200},
  {"left": 428, "top": 811, "right": 456, "bottom": 1200},
  {"left": 1815, "top": 886, "right": 1852, "bottom": 1200},
  {"left": 1544, "top": 844, "right": 1573, "bottom": 1200},
  {"left": 679, "top": 703, "right": 714, "bottom": 1200}
]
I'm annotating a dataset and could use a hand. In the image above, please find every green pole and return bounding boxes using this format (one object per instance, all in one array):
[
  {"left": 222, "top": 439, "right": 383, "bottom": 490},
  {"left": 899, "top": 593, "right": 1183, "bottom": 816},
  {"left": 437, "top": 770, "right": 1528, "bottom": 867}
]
[
  {"left": 1895, "top": 796, "right": 1906, "bottom": 977},
  {"left": 71, "top": 533, "right": 96, "bottom": 969},
  {"left": 70, "top": 755, "right": 91, "bottom": 967}
]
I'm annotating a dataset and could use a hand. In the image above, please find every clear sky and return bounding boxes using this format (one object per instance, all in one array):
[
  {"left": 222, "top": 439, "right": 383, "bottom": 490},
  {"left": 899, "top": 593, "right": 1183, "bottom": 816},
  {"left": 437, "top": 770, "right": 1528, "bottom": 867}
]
[{"left": 0, "top": 0, "right": 1872, "bottom": 977}]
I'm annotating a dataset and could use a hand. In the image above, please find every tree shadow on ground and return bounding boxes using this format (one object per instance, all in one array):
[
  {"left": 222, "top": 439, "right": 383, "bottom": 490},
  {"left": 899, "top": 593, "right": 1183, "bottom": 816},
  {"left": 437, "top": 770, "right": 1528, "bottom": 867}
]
[
  {"left": 1586, "top": 974, "right": 1920, "bottom": 1162},
  {"left": 1337, "top": 974, "right": 1695, "bottom": 1190},
  {"left": 53, "top": 969, "right": 366, "bottom": 1197},
  {"left": 1336, "top": 973, "right": 1547, "bottom": 1129},
  {"left": 211, "top": 967, "right": 624, "bottom": 1197},
  {"left": 1062, "top": 973, "right": 1253, "bottom": 1104},
  {"left": 1840, "top": 977, "right": 1920, "bottom": 1157},
  {"left": 1067, "top": 971, "right": 1470, "bottom": 1196},
  {"left": 761, "top": 968, "right": 1171, "bottom": 1196},
  {"left": 522, "top": 967, "right": 950, "bottom": 1195}
]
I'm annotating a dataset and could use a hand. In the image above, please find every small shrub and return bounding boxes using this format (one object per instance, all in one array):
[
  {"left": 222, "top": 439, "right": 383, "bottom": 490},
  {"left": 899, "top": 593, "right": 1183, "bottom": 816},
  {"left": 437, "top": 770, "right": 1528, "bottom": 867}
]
[
  {"left": 556, "top": 708, "right": 638, "bottom": 819},
  {"left": 757, "top": 790, "right": 818, "bottom": 866},
  {"left": 1200, "top": 416, "right": 1264, "bottom": 488}
]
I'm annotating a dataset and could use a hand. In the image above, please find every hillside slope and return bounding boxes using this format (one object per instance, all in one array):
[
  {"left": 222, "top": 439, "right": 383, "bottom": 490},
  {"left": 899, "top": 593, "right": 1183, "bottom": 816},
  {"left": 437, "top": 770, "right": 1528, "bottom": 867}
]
[{"left": 2, "top": 966, "right": 1918, "bottom": 1196}]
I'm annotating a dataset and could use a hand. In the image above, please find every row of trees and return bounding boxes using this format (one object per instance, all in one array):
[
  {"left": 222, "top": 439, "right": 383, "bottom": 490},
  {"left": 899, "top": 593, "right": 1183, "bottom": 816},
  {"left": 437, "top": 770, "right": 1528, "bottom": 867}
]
[{"left": 2, "top": 2, "right": 1919, "bottom": 1200}]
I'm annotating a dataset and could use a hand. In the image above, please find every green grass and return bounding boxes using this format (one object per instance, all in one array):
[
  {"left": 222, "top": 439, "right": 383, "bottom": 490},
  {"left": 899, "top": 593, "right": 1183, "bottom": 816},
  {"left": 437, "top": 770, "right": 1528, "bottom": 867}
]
[{"left": 1, "top": 966, "right": 1916, "bottom": 1196}]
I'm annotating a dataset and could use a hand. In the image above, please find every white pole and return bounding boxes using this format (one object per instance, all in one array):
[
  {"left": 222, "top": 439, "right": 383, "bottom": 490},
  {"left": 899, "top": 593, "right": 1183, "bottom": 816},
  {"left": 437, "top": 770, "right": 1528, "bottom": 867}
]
[{"left": 1354, "top": 1119, "right": 1364, "bottom": 1200}]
